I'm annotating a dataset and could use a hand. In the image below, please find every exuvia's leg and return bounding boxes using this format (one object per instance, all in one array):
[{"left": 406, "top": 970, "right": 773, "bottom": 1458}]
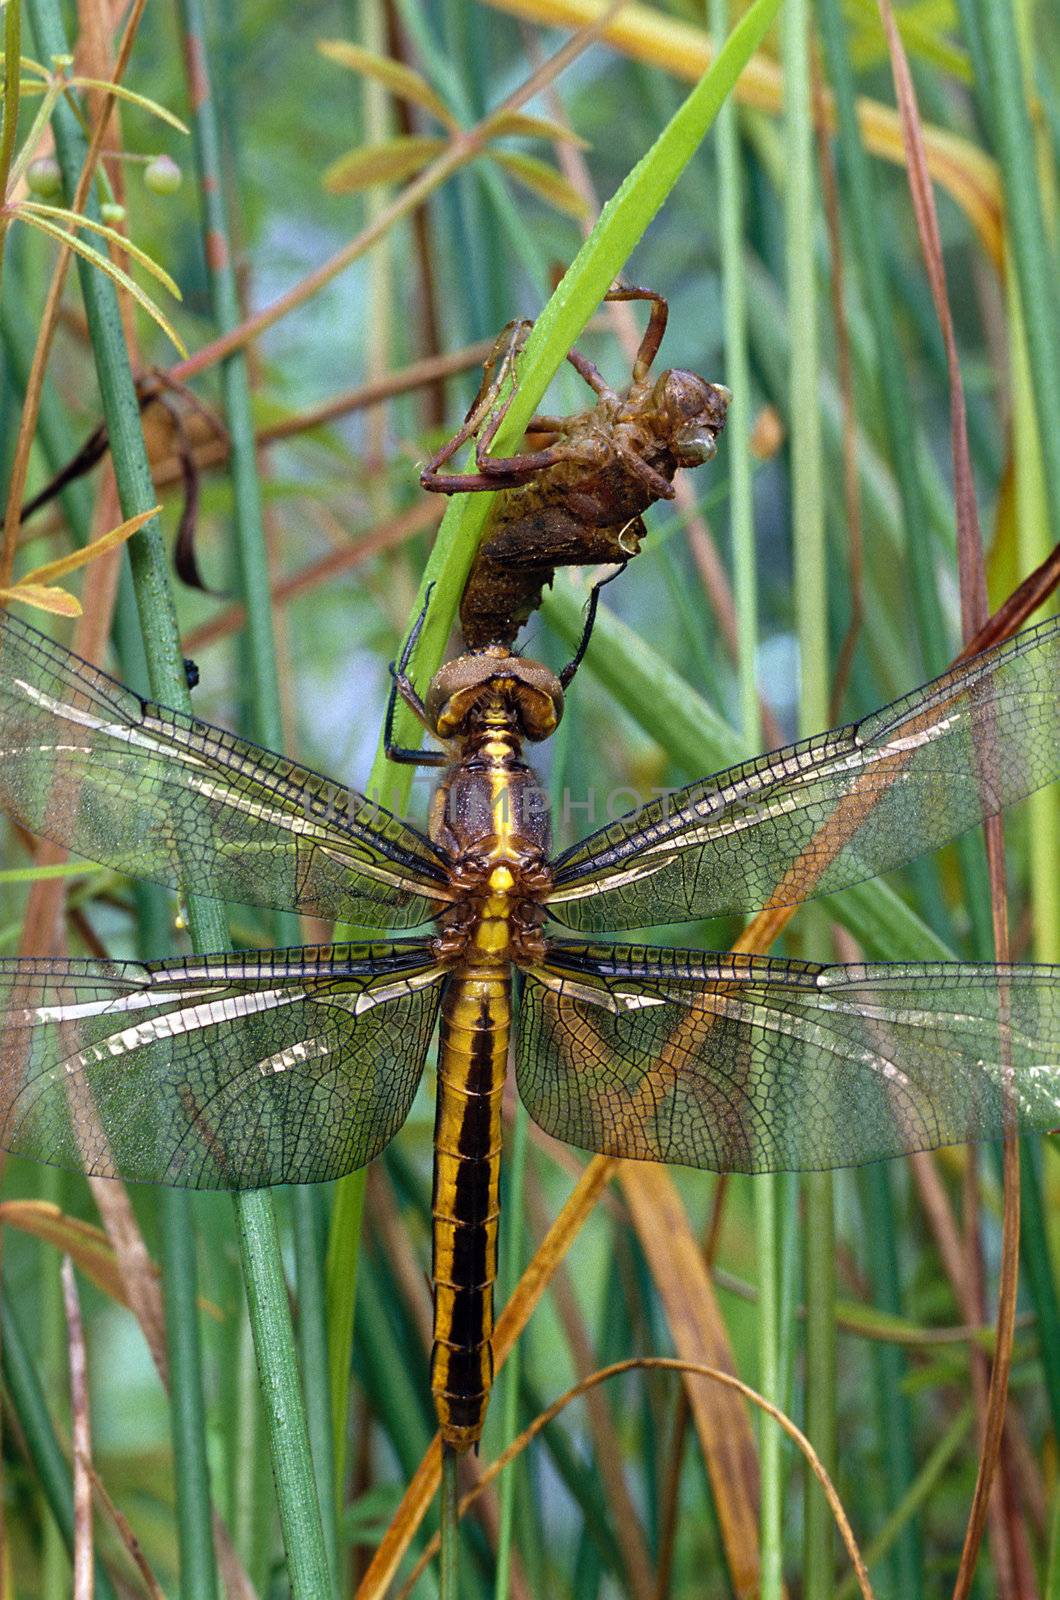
[
  {"left": 419, "top": 320, "right": 531, "bottom": 490},
  {"left": 604, "top": 284, "right": 669, "bottom": 382}
]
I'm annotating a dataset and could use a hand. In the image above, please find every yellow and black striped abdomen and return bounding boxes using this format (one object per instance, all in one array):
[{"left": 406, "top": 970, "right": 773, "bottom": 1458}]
[{"left": 431, "top": 967, "right": 510, "bottom": 1451}]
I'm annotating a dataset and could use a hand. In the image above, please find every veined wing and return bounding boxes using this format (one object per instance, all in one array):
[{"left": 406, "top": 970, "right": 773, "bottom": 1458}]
[
  {"left": 518, "top": 940, "right": 1060, "bottom": 1173},
  {"left": 548, "top": 617, "right": 1059, "bottom": 930},
  {"left": 0, "top": 941, "right": 446, "bottom": 1188},
  {"left": 0, "top": 612, "right": 450, "bottom": 928}
]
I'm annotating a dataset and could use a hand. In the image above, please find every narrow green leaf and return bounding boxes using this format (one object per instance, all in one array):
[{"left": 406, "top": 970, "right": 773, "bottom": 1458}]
[
  {"left": 15, "top": 209, "right": 187, "bottom": 353},
  {"left": 18, "top": 54, "right": 51, "bottom": 78},
  {"left": 488, "top": 148, "right": 590, "bottom": 218},
  {"left": 321, "top": 134, "right": 446, "bottom": 194},
  {"left": 17, "top": 200, "right": 182, "bottom": 294},
  {"left": 69, "top": 76, "right": 190, "bottom": 133},
  {"left": 316, "top": 39, "right": 457, "bottom": 130}
]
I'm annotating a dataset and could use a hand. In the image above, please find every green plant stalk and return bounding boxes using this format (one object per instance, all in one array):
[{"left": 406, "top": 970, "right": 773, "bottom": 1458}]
[
  {"left": 134, "top": 857, "right": 219, "bottom": 1600},
  {"left": 324, "top": 0, "right": 785, "bottom": 1476},
  {"left": 1005, "top": 254, "right": 1060, "bottom": 1441},
  {"left": 0, "top": 0, "right": 21, "bottom": 273},
  {"left": 175, "top": 0, "right": 336, "bottom": 1583},
  {"left": 710, "top": 1, "right": 781, "bottom": 1588},
  {"left": 439, "top": 1444, "right": 461, "bottom": 1598},
  {"left": 0, "top": 1288, "right": 118, "bottom": 1600},
  {"left": 37, "top": 1167, "right": 70, "bottom": 1600},
  {"left": 783, "top": 3, "right": 835, "bottom": 1596},
  {"left": 493, "top": 1100, "right": 530, "bottom": 1600},
  {"left": 325, "top": 1168, "right": 365, "bottom": 1488},
  {"left": 160, "top": 1190, "right": 219, "bottom": 1600},
  {"left": 814, "top": 0, "right": 947, "bottom": 679},
  {"left": 232, "top": 1300, "right": 276, "bottom": 1595},
  {"left": 834, "top": 1403, "right": 974, "bottom": 1600},
  {"left": 970, "top": 0, "right": 1060, "bottom": 549},
  {"left": 1048, "top": 1482, "right": 1060, "bottom": 1600},
  {"left": 25, "top": 2, "right": 329, "bottom": 1594},
  {"left": 857, "top": 1165, "right": 922, "bottom": 1594}
]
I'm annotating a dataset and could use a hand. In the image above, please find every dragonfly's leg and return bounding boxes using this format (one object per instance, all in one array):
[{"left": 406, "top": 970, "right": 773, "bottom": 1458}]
[
  {"left": 558, "top": 557, "right": 631, "bottom": 688},
  {"left": 385, "top": 585, "right": 449, "bottom": 766},
  {"left": 419, "top": 320, "right": 531, "bottom": 490}
]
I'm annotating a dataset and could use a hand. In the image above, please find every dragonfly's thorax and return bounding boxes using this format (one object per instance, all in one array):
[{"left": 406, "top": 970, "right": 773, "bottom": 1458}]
[{"left": 430, "top": 730, "right": 552, "bottom": 969}]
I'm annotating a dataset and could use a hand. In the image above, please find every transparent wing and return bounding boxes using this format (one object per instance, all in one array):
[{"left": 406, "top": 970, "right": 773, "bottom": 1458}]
[
  {"left": 0, "top": 612, "right": 451, "bottom": 928},
  {"left": 517, "top": 941, "right": 1060, "bottom": 1173},
  {"left": 0, "top": 942, "right": 445, "bottom": 1188},
  {"left": 548, "top": 618, "right": 1060, "bottom": 930}
]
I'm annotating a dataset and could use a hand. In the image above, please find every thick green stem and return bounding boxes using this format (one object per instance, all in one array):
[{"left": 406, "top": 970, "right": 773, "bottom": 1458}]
[{"left": 784, "top": 2, "right": 836, "bottom": 1596}]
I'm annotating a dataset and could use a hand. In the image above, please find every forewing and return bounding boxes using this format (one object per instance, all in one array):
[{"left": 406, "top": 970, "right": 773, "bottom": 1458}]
[
  {"left": 0, "top": 942, "right": 445, "bottom": 1188},
  {"left": 0, "top": 612, "right": 449, "bottom": 928},
  {"left": 548, "top": 617, "right": 1059, "bottom": 929},
  {"left": 517, "top": 941, "right": 1060, "bottom": 1172}
]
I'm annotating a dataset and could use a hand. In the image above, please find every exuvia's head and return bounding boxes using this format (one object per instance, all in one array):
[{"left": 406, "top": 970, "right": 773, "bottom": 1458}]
[
  {"left": 650, "top": 370, "right": 731, "bottom": 466},
  {"left": 425, "top": 647, "right": 564, "bottom": 742}
]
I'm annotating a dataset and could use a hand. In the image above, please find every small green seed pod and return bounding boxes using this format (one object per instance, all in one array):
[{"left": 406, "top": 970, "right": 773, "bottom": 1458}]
[
  {"left": 143, "top": 155, "right": 182, "bottom": 196},
  {"left": 26, "top": 156, "right": 63, "bottom": 199}
]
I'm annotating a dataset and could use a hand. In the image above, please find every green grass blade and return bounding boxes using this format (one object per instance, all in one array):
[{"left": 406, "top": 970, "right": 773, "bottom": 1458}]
[{"left": 970, "top": 0, "right": 1060, "bottom": 546}]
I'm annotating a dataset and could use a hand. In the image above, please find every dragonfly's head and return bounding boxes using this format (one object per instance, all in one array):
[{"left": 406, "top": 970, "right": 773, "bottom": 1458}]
[
  {"left": 650, "top": 369, "right": 731, "bottom": 466},
  {"left": 426, "top": 647, "right": 564, "bottom": 743}
]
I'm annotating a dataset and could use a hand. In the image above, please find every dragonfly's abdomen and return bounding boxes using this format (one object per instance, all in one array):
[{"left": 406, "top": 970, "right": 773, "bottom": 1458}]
[{"left": 432, "top": 966, "right": 510, "bottom": 1452}]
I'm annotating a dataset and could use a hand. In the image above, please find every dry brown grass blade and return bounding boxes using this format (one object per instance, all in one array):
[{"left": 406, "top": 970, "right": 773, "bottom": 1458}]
[
  {"left": 61, "top": 1257, "right": 94, "bottom": 1600},
  {"left": 356, "top": 1155, "right": 617, "bottom": 1598},
  {"left": 83, "top": 1458, "right": 165, "bottom": 1600},
  {"left": 0, "top": 1202, "right": 149, "bottom": 1312},
  {"left": 955, "top": 541, "right": 1060, "bottom": 660},
  {"left": 620, "top": 1165, "right": 761, "bottom": 1597},
  {"left": 482, "top": 0, "right": 1003, "bottom": 266},
  {"left": 395, "top": 1358, "right": 875, "bottom": 1600}
]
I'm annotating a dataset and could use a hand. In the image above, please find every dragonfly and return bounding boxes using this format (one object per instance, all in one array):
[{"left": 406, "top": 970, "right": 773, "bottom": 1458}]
[
  {"left": 0, "top": 601, "right": 1057, "bottom": 1452},
  {"left": 421, "top": 284, "right": 731, "bottom": 649}
]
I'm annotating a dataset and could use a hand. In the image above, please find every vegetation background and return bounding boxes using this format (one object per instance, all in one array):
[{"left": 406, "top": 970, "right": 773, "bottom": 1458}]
[{"left": 0, "top": 0, "right": 1057, "bottom": 1596}]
